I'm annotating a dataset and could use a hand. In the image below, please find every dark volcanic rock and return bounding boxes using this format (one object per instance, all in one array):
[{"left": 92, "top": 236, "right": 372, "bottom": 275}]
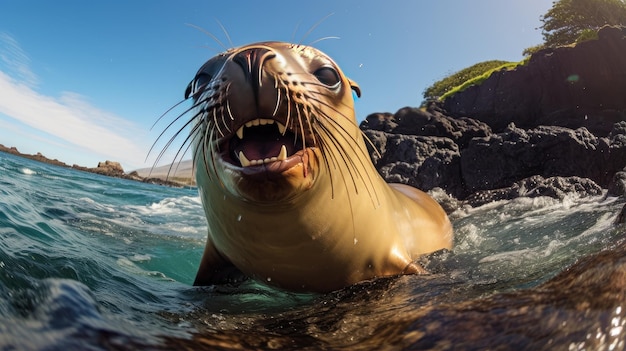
[
  {"left": 608, "top": 168, "right": 626, "bottom": 197},
  {"left": 616, "top": 204, "right": 626, "bottom": 224},
  {"left": 443, "top": 26, "right": 626, "bottom": 135},
  {"left": 359, "top": 109, "right": 626, "bottom": 203},
  {"left": 361, "top": 108, "right": 491, "bottom": 198},
  {"left": 364, "top": 130, "right": 464, "bottom": 197},
  {"left": 460, "top": 123, "right": 623, "bottom": 193},
  {"left": 362, "top": 107, "right": 492, "bottom": 149}
]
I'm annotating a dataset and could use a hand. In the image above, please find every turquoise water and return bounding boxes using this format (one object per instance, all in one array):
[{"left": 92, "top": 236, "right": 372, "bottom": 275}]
[{"left": 0, "top": 150, "right": 625, "bottom": 350}]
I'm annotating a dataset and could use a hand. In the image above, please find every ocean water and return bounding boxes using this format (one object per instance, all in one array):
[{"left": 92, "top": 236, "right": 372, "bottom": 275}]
[{"left": 1, "top": 150, "right": 625, "bottom": 350}]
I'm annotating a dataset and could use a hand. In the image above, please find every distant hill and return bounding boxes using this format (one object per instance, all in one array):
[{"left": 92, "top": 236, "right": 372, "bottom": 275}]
[{"left": 133, "top": 159, "right": 195, "bottom": 185}]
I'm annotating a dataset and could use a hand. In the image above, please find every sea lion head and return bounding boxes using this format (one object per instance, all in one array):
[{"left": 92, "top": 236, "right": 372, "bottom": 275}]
[{"left": 184, "top": 41, "right": 362, "bottom": 202}]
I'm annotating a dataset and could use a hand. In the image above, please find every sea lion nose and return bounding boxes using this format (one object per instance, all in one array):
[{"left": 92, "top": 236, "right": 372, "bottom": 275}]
[
  {"left": 232, "top": 48, "right": 276, "bottom": 88},
  {"left": 231, "top": 47, "right": 279, "bottom": 114}
]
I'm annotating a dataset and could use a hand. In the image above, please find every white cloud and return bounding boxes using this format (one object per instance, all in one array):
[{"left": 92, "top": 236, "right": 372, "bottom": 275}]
[
  {"left": 0, "top": 32, "right": 152, "bottom": 170},
  {"left": 0, "top": 32, "right": 39, "bottom": 87}
]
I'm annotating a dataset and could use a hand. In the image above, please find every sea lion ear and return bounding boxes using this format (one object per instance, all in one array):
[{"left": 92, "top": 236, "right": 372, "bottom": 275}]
[{"left": 348, "top": 78, "right": 361, "bottom": 98}]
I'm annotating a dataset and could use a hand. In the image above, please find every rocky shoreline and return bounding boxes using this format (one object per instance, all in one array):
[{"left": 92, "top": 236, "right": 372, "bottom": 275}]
[
  {"left": 0, "top": 144, "right": 192, "bottom": 187},
  {"left": 360, "top": 26, "right": 626, "bottom": 214}
]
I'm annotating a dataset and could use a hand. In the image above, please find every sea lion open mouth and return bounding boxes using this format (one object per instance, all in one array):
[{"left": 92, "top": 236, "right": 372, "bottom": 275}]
[{"left": 224, "top": 118, "right": 304, "bottom": 172}]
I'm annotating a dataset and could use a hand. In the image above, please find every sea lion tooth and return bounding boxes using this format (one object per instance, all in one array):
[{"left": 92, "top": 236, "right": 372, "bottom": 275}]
[
  {"left": 238, "top": 151, "right": 251, "bottom": 167},
  {"left": 277, "top": 122, "right": 286, "bottom": 135},
  {"left": 277, "top": 145, "right": 287, "bottom": 160},
  {"left": 236, "top": 126, "right": 244, "bottom": 139}
]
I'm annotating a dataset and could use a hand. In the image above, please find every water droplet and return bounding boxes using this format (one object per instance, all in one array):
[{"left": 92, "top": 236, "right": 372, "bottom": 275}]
[
  {"left": 237, "top": 214, "right": 242, "bottom": 221},
  {"left": 354, "top": 238, "right": 358, "bottom": 245},
  {"left": 266, "top": 277, "right": 272, "bottom": 282}
]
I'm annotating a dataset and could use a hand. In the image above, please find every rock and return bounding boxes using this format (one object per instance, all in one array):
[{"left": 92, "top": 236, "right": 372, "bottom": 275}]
[
  {"left": 360, "top": 114, "right": 625, "bottom": 204},
  {"left": 608, "top": 169, "right": 626, "bottom": 197},
  {"left": 90, "top": 160, "right": 125, "bottom": 176},
  {"left": 361, "top": 107, "right": 492, "bottom": 148},
  {"left": 442, "top": 26, "right": 626, "bottom": 136},
  {"left": 360, "top": 108, "right": 491, "bottom": 198},
  {"left": 363, "top": 130, "right": 464, "bottom": 198},
  {"left": 460, "top": 124, "right": 622, "bottom": 193},
  {"left": 616, "top": 204, "right": 626, "bottom": 225},
  {"left": 464, "top": 175, "right": 603, "bottom": 208}
]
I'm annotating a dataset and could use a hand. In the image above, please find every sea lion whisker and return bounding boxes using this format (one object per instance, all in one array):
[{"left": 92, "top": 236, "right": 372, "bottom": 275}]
[
  {"left": 316, "top": 128, "right": 358, "bottom": 239},
  {"left": 225, "top": 99, "right": 235, "bottom": 122},
  {"left": 211, "top": 107, "right": 226, "bottom": 138},
  {"left": 315, "top": 120, "right": 381, "bottom": 207},
  {"left": 215, "top": 19, "right": 234, "bottom": 49},
  {"left": 196, "top": 124, "right": 217, "bottom": 181},
  {"left": 302, "top": 104, "right": 316, "bottom": 146},
  {"left": 150, "top": 112, "right": 201, "bottom": 170},
  {"left": 315, "top": 136, "right": 338, "bottom": 199},
  {"left": 185, "top": 23, "right": 229, "bottom": 51},
  {"left": 220, "top": 106, "right": 232, "bottom": 133},
  {"left": 155, "top": 121, "right": 203, "bottom": 179},
  {"left": 272, "top": 87, "right": 282, "bottom": 117},
  {"left": 307, "top": 36, "right": 341, "bottom": 46},
  {"left": 306, "top": 92, "right": 353, "bottom": 121},
  {"left": 284, "top": 88, "right": 293, "bottom": 135},
  {"left": 298, "top": 13, "right": 334, "bottom": 47},
  {"left": 146, "top": 100, "right": 205, "bottom": 162},
  {"left": 207, "top": 127, "right": 222, "bottom": 182},
  {"left": 165, "top": 129, "right": 199, "bottom": 181},
  {"left": 361, "top": 131, "right": 382, "bottom": 159},
  {"left": 149, "top": 97, "right": 191, "bottom": 131},
  {"left": 295, "top": 103, "right": 307, "bottom": 150},
  {"left": 316, "top": 125, "right": 361, "bottom": 194},
  {"left": 290, "top": 21, "right": 302, "bottom": 44}
]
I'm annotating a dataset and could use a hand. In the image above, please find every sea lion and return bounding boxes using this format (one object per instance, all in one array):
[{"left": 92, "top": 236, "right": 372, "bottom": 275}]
[{"left": 181, "top": 41, "right": 452, "bottom": 292}]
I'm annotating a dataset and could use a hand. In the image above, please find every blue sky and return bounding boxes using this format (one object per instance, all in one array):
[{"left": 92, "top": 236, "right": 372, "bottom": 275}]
[{"left": 0, "top": 1, "right": 553, "bottom": 170}]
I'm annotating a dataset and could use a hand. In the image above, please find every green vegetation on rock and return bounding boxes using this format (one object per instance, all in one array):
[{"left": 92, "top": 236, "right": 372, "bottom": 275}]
[
  {"left": 422, "top": 60, "right": 509, "bottom": 103},
  {"left": 439, "top": 61, "right": 526, "bottom": 101},
  {"left": 424, "top": 0, "right": 625, "bottom": 103}
]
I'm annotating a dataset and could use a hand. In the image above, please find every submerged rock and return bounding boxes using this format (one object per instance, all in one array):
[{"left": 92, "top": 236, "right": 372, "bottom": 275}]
[
  {"left": 464, "top": 175, "right": 603, "bottom": 208},
  {"left": 609, "top": 169, "right": 626, "bottom": 197}
]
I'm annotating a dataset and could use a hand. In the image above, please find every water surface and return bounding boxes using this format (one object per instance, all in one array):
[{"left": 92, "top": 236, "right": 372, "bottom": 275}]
[{"left": 0, "top": 151, "right": 624, "bottom": 350}]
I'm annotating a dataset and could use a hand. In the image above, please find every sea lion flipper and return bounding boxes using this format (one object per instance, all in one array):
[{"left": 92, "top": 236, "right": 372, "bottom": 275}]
[{"left": 193, "top": 239, "right": 247, "bottom": 286}]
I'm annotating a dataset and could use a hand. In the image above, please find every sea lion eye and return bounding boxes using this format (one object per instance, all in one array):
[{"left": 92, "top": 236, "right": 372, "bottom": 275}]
[{"left": 313, "top": 66, "right": 341, "bottom": 88}]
